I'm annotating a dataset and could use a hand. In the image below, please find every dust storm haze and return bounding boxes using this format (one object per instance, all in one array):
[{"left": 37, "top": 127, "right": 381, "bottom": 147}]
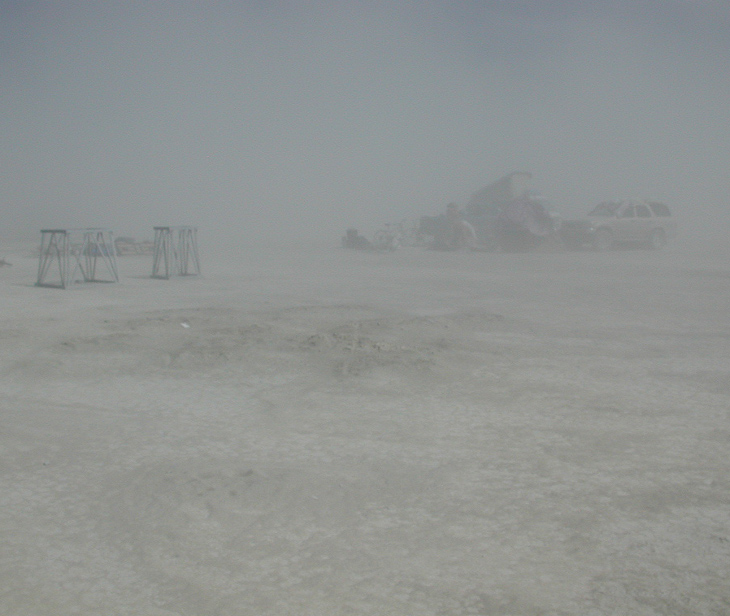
[
  {"left": 2, "top": 0, "right": 730, "bottom": 249},
  {"left": 4, "top": 3, "right": 730, "bottom": 615}
]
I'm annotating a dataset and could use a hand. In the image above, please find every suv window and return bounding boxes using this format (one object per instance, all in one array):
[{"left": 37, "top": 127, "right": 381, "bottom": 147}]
[
  {"left": 619, "top": 206, "right": 635, "bottom": 218},
  {"left": 648, "top": 202, "right": 671, "bottom": 217},
  {"left": 636, "top": 204, "right": 651, "bottom": 218},
  {"left": 589, "top": 202, "right": 620, "bottom": 216}
]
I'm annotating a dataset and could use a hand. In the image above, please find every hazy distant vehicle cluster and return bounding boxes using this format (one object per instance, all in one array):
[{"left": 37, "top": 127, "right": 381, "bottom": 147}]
[{"left": 347, "top": 172, "right": 679, "bottom": 255}]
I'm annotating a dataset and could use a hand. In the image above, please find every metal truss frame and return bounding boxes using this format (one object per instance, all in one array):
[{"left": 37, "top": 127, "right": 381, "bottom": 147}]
[
  {"left": 36, "top": 228, "right": 119, "bottom": 289},
  {"left": 151, "top": 226, "right": 201, "bottom": 279}
]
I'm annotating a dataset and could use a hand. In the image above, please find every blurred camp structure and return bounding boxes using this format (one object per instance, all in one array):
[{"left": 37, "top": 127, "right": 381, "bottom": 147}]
[
  {"left": 419, "top": 171, "right": 561, "bottom": 252},
  {"left": 342, "top": 220, "right": 419, "bottom": 252},
  {"left": 114, "top": 236, "right": 155, "bottom": 255}
]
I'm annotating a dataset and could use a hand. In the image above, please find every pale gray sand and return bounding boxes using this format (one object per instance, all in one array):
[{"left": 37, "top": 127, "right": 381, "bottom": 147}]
[{"left": 1, "top": 241, "right": 729, "bottom": 615}]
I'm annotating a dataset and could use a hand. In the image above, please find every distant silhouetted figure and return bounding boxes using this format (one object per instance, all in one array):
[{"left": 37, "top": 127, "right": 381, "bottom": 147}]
[
  {"left": 433, "top": 203, "right": 478, "bottom": 250},
  {"left": 342, "top": 228, "right": 372, "bottom": 250}
]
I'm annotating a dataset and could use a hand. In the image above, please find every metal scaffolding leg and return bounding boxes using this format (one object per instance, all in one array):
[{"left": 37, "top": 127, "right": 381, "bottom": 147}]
[
  {"left": 77, "top": 229, "right": 119, "bottom": 284},
  {"left": 36, "top": 228, "right": 119, "bottom": 288},
  {"left": 37, "top": 230, "right": 70, "bottom": 288},
  {"left": 152, "top": 226, "right": 200, "bottom": 279}
]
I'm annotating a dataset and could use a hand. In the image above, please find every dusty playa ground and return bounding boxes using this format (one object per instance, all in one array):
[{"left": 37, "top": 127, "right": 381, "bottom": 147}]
[{"left": 1, "top": 240, "right": 729, "bottom": 615}]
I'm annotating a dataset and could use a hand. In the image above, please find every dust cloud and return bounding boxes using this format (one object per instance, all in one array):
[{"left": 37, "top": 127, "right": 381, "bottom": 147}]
[{"left": 2, "top": 1, "right": 729, "bottom": 249}]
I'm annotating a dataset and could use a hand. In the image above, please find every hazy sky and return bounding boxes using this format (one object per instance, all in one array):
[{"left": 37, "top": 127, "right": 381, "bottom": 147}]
[{"left": 2, "top": 1, "right": 729, "bottom": 245}]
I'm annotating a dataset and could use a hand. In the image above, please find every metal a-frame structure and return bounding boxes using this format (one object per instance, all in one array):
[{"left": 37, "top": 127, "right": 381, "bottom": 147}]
[
  {"left": 36, "top": 228, "right": 119, "bottom": 289},
  {"left": 151, "top": 226, "right": 201, "bottom": 279}
]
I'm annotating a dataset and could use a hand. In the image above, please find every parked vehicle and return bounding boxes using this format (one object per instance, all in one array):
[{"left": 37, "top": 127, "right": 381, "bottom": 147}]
[{"left": 560, "top": 200, "right": 676, "bottom": 251}]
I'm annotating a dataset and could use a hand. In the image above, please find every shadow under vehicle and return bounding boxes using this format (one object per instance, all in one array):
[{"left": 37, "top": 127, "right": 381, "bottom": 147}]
[{"left": 560, "top": 200, "right": 677, "bottom": 251}]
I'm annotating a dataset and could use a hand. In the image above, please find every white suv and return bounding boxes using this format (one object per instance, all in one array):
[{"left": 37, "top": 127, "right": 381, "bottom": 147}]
[{"left": 560, "top": 200, "right": 677, "bottom": 251}]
